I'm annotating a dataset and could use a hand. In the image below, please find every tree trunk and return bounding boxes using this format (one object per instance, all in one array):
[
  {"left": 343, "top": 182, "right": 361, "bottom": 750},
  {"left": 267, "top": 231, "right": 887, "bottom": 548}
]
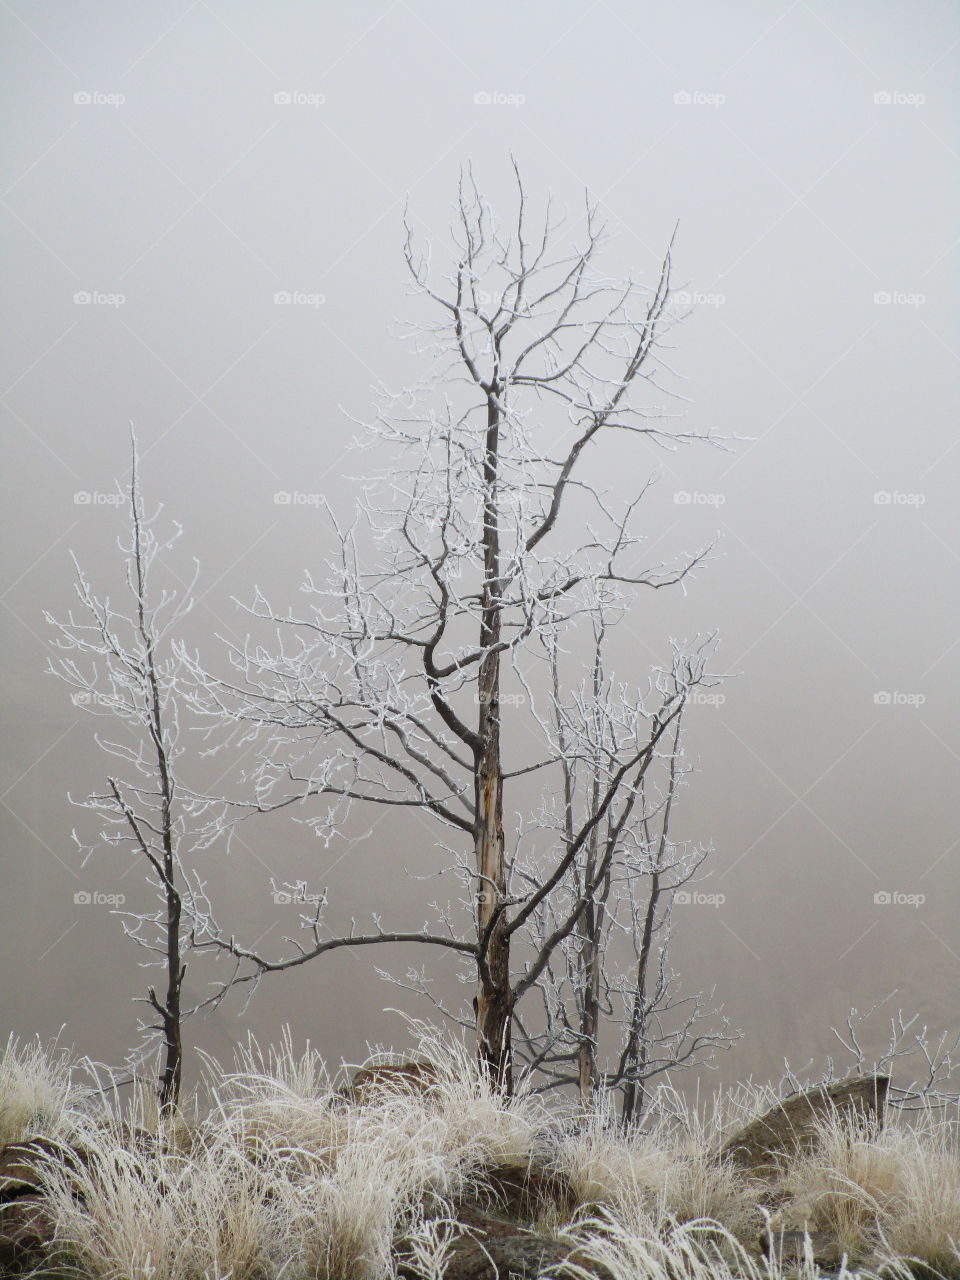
[
  {"left": 147, "top": 623, "right": 183, "bottom": 1118},
  {"left": 576, "top": 644, "right": 606, "bottom": 1107},
  {"left": 157, "top": 876, "right": 184, "bottom": 1115},
  {"left": 576, "top": 940, "right": 600, "bottom": 1106},
  {"left": 474, "top": 388, "right": 513, "bottom": 1091},
  {"left": 620, "top": 870, "right": 660, "bottom": 1126},
  {"left": 576, "top": 836, "right": 602, "bottom": 1107}
]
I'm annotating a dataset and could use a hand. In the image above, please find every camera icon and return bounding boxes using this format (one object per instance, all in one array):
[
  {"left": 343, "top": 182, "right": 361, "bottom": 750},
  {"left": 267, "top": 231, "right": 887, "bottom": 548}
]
[
  {"left": 873, "top": 91, "right": 892, "bottom": 105},
  {"left": 73, "top": 491, "right": 92, "bottom": 504},
  {"left": 873, "top": 891, "right": 891, "bottom": 904},
  {"left": 673, "top": 491, "right": 692, "bottom": 504},
  {"left": 74, "top": 291, "right": 91, "bottom": 305},
  {"left": 674, "top": 91, "right": 692, "bottom": 105},
  {"left": 274, "top": 291, "right": 291, "bottom": 305},
  {"left": 474, "top": 90, "right": 492, "bottom": 105},
  {"left": 873, "top": 691, "right": 892, "bottom": 705},
  {"left": 873, "top": 491, "right": 891, "bottom": 505},
  {"left": 273, "top": 890, "right": 292, "bottom": 904},
  {"left": 674, "top": 890, "right": 692, "bottom": 904},
  {"left": 273, "top": 91, "right": 292, "bottom": 105},
  {"left": 873, "top": 291, "right": 891, "bottom": 305},
  {"left": 74, "top": 891, "right": 91, "bottom": 905},
  {"left": 73, "top": 91, "right": 92, "bottom": 105},
  {"left": 273, "top": 491, "right": 292, "bottom": 505}
]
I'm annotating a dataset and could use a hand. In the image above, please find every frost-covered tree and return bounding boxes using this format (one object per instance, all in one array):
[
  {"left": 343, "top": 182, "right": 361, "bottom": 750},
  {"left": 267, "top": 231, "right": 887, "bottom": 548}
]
[
  {"left": 45, "top": 434, "right": 215, "bottom": 1113},
  {"left": 190, "top": 167, "right": 726, "bottom": 1090},
  {"left": 512, "top": 611, "right": 735, "bottom": 1119}
]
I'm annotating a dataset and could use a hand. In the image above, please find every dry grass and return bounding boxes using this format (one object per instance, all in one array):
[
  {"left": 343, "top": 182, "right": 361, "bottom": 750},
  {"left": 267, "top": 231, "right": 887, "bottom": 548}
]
[
  {"left": 0, "top": 1035, "right": 75, "bottom": 1150},
  {"left": 2, "top": 1031, "right": 958, "bottom": 1279},
  {"left": 551, "top": 1101, "right": 758, "bottom": 1239},
  {"left": 557, "top": 1213, "right": 929, "bottom": 1280},
  {"left": 779, "top": 1107, "right": 960, "bottom": 1272}
]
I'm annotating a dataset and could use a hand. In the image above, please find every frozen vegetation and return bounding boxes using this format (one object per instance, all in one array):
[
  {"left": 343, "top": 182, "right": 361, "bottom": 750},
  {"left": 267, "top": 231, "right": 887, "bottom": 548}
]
[{"left": 0, "top": 1030, "right": 957, "bottom": 1280}]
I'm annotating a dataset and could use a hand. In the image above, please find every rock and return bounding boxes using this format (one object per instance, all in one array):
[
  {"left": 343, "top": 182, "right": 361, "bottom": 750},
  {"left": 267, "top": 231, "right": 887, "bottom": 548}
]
[
  {"left": 0, "top": 1126, "right": 156, "bottom": 1206},
  {"left": 397, "top": 1158, "right": 599, "bottom": 1280},
  {"left": 760, "top": 1226, "right": 847, "bottom": 1269},
  {"left": 461, "top": 1160, "right": 576, "bottom": 1226},
  {"left": 717, "top": 1074, "right": 889, "bottom": 1183},
  {"left": 0, "top": 1195, "right": 57, "bottom": 1268},
  {"left": 398, "top": 1206, "right": 605, "bottom": 1280},
  {"left": 0, "top": 1137, "right": 70, "bottom": 1199},
  {"left": 348, "top": 1060, "right": 443, "bottom": 1103}
]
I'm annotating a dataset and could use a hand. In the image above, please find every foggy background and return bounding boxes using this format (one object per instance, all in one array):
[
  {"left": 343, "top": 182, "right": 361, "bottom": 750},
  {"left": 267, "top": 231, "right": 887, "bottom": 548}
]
[{"left": 2, "top": 0, "right": 957, "bottom": 1096}]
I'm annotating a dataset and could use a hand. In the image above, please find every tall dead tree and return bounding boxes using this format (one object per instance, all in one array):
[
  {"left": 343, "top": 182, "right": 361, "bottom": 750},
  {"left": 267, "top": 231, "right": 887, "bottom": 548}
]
[
  {"left": 189, "top": 167, "right": 724, "bottom": 1089},
  {"left": 45, "top": 433, "right": 214, "bottom": 1114}
]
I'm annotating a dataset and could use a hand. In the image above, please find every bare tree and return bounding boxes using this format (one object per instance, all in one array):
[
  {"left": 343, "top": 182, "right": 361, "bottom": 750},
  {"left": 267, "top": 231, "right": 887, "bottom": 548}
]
[
  {"left": 823, "top": 1000, "right": 960, "bottom": 1111},
  {"left": 510, "top": 611, "right": 735, "bottom": 1120},
  {"left": 189, "top": 167, "right": 725, "bottom": 1089},
  {"left": 45, "top": 433, "right": 214, "bottom": 1114}
]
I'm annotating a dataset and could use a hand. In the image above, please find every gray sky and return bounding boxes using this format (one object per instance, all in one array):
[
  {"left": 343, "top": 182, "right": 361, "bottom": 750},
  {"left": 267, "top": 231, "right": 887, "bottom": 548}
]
[{"left": 2, "top": 0, "right": 958, "bottom": 1093}]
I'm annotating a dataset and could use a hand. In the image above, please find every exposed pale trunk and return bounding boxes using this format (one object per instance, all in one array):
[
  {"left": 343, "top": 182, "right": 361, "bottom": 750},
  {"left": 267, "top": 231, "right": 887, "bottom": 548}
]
[{"left": 474, "top": 388, "right": 513, "bottom": 1091}]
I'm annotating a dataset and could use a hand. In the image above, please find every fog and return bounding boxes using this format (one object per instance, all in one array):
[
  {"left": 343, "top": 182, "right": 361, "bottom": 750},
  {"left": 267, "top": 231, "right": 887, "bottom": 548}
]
[{"left": 2, "top": 0, "right": 957, "bottom": 1096}]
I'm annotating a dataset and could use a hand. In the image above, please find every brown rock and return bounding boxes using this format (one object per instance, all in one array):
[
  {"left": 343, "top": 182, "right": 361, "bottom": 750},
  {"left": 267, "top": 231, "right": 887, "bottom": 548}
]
[
  {"left": 0, "top": 1126, "right": 152, "bottom": 1205},
  {"left": 0, "top": 1137, "right": 71, "bottom": 1199},
  {"left": 760, "top": 1227, "right": 847, "bottom": 1268},
  {"left": 0, "top": 1195, "right": 57, "bottom": 1267},
  {"left": 462, "top": 1161, "right": 576, "bottom": 1226},
  {"left": 717, "top": 1074, "right": 889, "bottom": 1183},
  {"left": 398, "top": 1208, "right": 605, "bottom": 1280},
  {"left": 348, "top": 1060, "right": 443, "bottom": 1103}
]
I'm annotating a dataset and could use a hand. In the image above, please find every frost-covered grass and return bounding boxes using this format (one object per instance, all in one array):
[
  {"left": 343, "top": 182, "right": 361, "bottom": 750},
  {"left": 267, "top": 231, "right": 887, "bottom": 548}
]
[
  {"left": 550, "top": 1088, "right": 759, "bottom": 1239},
  {"left": 0, "top": 1034, "right": 75, "bottom": 1151},
  {"left": 1, "top": 1032, "right": 958, "bottom": 1279},
  {"left": 779, "top": 1109, "right": 960, "bottom": 1273}
]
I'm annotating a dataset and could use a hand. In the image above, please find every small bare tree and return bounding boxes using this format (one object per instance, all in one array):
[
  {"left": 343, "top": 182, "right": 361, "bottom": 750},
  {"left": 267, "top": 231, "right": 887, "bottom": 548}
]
[
  {"left": 821, "top": 1000, "right": 960, "bottom": 1111},
  {"left": 189, "top": 167, "right": 727, "bottom": 1089},
  {"left": 45, "top": 434, "right": 213, "bottom": 1113},
  {"left": 510, "top": 611, "right": 735, "bottom": 1120}
]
